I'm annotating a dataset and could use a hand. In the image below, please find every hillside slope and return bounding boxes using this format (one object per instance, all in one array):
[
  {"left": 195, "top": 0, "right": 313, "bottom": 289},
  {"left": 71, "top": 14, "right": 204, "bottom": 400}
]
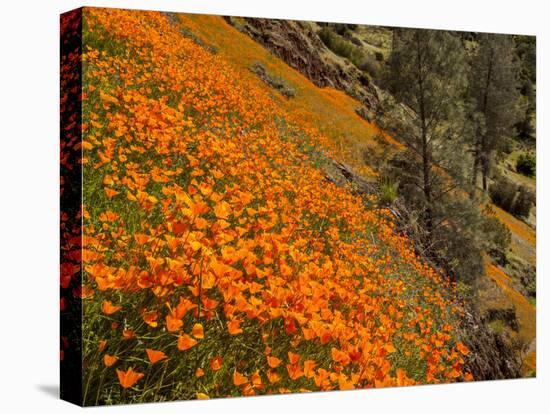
[
  {"left": 173, "top": 13, "right": 403, "bottom": 178},
  {"left": 213, "top": 13, "right": 536, "bottom": 376},
  {"left": 482, "top": 206, "right": 536, "bottom": 374},
  {"left": 78, "top": 8, "right": 474, "bottom": 404}
]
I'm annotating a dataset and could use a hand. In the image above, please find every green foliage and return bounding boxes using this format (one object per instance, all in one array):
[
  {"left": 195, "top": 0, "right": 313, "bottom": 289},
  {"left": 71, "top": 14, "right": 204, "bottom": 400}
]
[
  {"left": 387, "top": 152, "right": 485, "bottom": 285},
  {"left": 383, "top": 30, "right": 487, "bottom": 284},
  {"left": 330, "top": 23, "right": 356, "bottom": 36},
  {"left": 469, "top": 33, "right": 522, "bottom": 189},
  {"left": 512, "top": 186, "right": 535, "bottom": 219},
  {"left": 318, "top": 27, "right": 382, "bottom": 79},
  {"left": 359, "top": 54, "right": 382, "bottom": 79},
  {"left": 500, "top": 137, "right": 515, "bottom": 155},
  {"left": 319, "top": 27, "right": 353, "bottom": 58},
  {"left": 514, "top": 36, "right": 536, "bottom": 144},
  {"left": 489, "top": 176, "right": 518, "bottom": 213},
  {"left": 516, "top": 153, "right": 536, "bottom": 177},
  {"left": 379, "top": 177, "right": 398, "bottom": 205},
  {"left": 481, "top": 208, "right": 512, "bottom": 265},
  {"left": 489, "top": 319, "right": 506, "bottom": 335},
  {"left": 489, "top": 175, "right": 534, "bottom": 219},
  {"left": 515, "top": 35, "right": 536, "bottom": 85},
  {"left": 515, "top": 113, "right": 535, "bottom": 142}
]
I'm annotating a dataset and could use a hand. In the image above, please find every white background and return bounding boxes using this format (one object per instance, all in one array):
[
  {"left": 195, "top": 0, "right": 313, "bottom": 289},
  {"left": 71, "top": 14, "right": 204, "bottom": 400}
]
[{"left": 0, "top": 0, "right": 547, "bottom": 412}]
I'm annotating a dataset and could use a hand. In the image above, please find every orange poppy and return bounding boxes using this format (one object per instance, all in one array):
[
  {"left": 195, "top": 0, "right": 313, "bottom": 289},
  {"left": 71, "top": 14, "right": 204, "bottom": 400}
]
[
  {"left": 101, "top": 300, "right": 121, "bottom": 315},
  {"left": 146, "top": 348, "right": 168, "bottom": 364},
  {"left": 191, "top": 323, "right": 204, "bottom": 339},
  {"left": 103, "top": 354, "right": 118, "bottom": 367},
  {"left": 165, "top": 314, "right": 183, "bottom": 332},
  {"left": 267, "top": 356, "right": 281, "bottom": 368},
  {"left": 177, "top": 334, "right": 197, "bottom": 351},
  {"left": 233, "top": 370, "right": 248, "bottom": 386},
  {"left": 116, "top": 367, "right": 144, "bottom": 389},
  {"left": 210, "top": 356, "right": 223, "bottom": 371}
]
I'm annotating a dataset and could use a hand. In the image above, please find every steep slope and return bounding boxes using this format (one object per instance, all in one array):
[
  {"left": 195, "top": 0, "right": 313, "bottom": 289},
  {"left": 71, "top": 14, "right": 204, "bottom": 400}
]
[
  {"left": 482, "top": 206, "right": 536, "bottom": 374},
  {"left": 213, "top": 14, "right": 536, "bottom": 376},
  {"left": 79, "top": 8, "right": 473, "bottom": 404},
  {"left": 172, "top": 13, "right": 402, "bottom": 178},
  {"left": 224, "top": 16, "right": 380, "bottom": 110}
]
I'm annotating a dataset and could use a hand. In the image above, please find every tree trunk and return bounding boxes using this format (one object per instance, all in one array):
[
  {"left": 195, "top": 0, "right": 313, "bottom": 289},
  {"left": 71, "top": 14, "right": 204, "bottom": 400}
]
[
  {"left": 482, "top": 154, "right": 489, "bottom": 192},
  {"left": 415, "top": 33, "right": 433, "bottom": 234},
  {"left": 471, "top": 136, "right": 480, "bottom": 198},
  {"left": 422, "top": 125, "right": 433, "bottom": 233},
  {"left": 480, "top": 50, "right": 494, "bottom": 193}
]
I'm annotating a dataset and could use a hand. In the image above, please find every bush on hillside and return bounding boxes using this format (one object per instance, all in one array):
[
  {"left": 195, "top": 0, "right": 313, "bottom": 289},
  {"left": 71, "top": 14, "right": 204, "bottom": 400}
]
[
  {"left": 516, "top": 153, "right": 536, "bottom": 177},
  {"left": 331, "top": 23, "right": 357, "bottom": 36},
  {"left": 319, "top": 28, "right": 354, "bottom": 59},
  {"left": 489, "top": 176, "right": 518, "bottom": 213},
  {"left": 349, "top": 36, "right": 362, "bottom": 46},
  {"left": 481, "top": 207, "right": 512, "bottom": 265},
  {"left": 489, "top": 175, "right": 534, "bottom": 219},
  {"left": 512, "top": 186, "right": 535, "bottom": 219},
  {"left": 360, "top": 55, "right": 382, "bottom": 80},
  {"left": 318, "top": 28, "right": 383, "bottom": 81}
]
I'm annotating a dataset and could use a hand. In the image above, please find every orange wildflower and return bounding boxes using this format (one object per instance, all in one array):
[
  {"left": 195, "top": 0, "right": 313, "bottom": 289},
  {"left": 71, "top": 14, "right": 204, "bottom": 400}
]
[
  {"left": 146, "top": 348, "right": 168, "bottom": 364},
  {"left": 116, "top": 367, "right": 144, "bottom": 389},
  {"left": 210, "top": 356, "right": 223, "bottom": 371},
  {"left": 191, "top": 323, "right": 204, "bottom": 339},
  {"left": 101, "top": 300, "right": 121, "bottom": 315},
  {"left": 103, "top": 354, "right": 118, "bottom": 367},
  {"left": 233, "top": 371, "right": 248, "bottom": 386},
  {"left": 177, "top": 334, "right": 197, "bottom": 351}
]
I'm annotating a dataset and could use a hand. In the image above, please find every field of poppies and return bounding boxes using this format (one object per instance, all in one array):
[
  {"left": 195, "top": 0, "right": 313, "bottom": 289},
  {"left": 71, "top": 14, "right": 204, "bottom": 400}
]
[{"left": 61, "top": 8, "right": 472, "bottom": 405}]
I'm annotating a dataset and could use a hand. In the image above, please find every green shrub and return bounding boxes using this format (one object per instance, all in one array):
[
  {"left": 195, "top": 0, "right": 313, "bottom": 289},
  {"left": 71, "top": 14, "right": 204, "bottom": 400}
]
[
  {"left": 512, "top": 186, "right": 535, "bottom": 219},
  {"left": 359, "top": 56, "right": 382, "bottom": 80},
  {"left": 349, "top": 48, "right": 367, "bottom": 67},
  {"left": 489, "top": 175, "right": 534, "bottom": 219},
  {"left": 516, "top": 153, "right": 536, "bottom": 177},
  {"left": 481, "top": 208, "right": 511, "bottom": 265},
  {"left": 379, "top": 177, "right": 398, "bottom": 204},
  {"left": 331, "top": 23, "right": 356, "bottom": 36},
  {"left": 501, "top": 137, "right": 515, "bottom": 155},
  {"left": 489, "top": 176, "right": 517, "bottom": 212},
  {"left": 319, "top": 28, "right": 354, "bottom": 59},
  {"left": 350, "top": 36, "right": 362, "bottom": 46},
  {"left": 318, "top": 28, "right": 383, "bottom": 80}
]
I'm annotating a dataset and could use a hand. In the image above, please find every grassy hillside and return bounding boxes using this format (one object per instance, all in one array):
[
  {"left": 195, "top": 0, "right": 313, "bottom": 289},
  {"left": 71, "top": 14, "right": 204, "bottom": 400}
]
[
  {"left": 79, "top": 8, "right": 472, "bottom": 404},
  {"left": 482, "top": 205, "right": 536, "bottom": 374},
  {"left": 177, "top": 11, "right": 537, "bottom": 375},
  {"left": 174, "top": 13, "right": 403, "bottom": 177},
  {"left": 221, "top": 14, "right": 538, "bottom": 376}
]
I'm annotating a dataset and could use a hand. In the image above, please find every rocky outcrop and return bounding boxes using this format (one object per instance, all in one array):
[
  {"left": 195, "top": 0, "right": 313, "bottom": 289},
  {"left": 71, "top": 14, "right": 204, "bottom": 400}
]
[
  {"left": 460, "top": 309, "right": 522, "bottom": 380},
  {"left": 324, "top": 159, "right": 376, "bottom": 195},
  {"left": 225, "top": 16, "right": 380, "bottom": 111},
  {"left": 249, "top": 62, "right": 296, "bottom": 98}
]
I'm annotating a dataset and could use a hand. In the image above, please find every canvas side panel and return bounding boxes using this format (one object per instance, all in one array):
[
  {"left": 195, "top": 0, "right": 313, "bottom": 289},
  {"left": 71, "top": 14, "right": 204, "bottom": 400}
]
[{"left": 60, "top": 7, "right": 83, "bottom": 406}]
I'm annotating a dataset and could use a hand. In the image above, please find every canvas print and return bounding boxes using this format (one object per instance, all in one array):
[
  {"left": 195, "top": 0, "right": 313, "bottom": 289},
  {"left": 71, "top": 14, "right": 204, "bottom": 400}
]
[{"left": 60, "top": 7, "right": 536, "bottom": 406}]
